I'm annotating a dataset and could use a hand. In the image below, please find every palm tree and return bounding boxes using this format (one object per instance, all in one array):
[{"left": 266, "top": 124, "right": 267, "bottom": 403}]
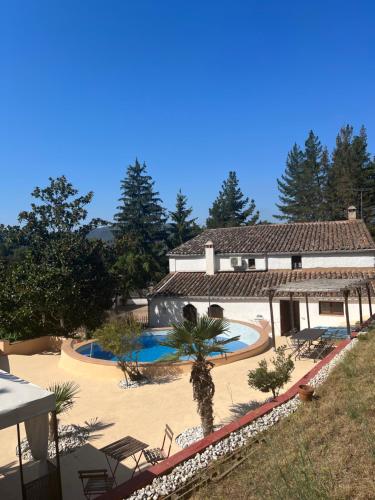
[
  {"left": 46, "top": 381, "right": 80, "bottom": 439},
  {"left": 161, "top": 316, "right": 240, "bottom": 437}
]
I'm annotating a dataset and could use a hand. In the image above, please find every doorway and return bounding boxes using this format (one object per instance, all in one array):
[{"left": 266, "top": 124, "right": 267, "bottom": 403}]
[{"left": 280, "top": 300, "right": 300, "bottom": 335}]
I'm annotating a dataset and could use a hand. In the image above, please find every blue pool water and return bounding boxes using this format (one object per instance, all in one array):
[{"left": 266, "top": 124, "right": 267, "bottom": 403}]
[{"left": 77, "top": 322, "right": 260, "bottom": 363}]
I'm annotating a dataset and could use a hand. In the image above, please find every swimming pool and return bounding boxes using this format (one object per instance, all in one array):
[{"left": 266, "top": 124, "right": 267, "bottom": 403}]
[{"left": 76, "top": 321, "right": 261, "bottom": 363}]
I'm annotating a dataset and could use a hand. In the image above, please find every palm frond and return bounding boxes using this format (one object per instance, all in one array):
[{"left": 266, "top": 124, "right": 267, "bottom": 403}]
[{"left": 46, "top": 381, "right": 80, "bottom": 416}]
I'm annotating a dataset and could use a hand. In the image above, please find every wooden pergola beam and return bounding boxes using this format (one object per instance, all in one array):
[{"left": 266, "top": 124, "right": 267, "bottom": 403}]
[
  {"left": 343, "top": 290, "right": 351, "bottom": 336},
  {"left": 268, "top": 290, "right": 276, "bottom": 349},
  {"left": 356, "top": 287, "right": 363, "bottom": 325},
  {"left": 305, "top": 294, "right": 310, "bottom": 329},
  {"left": 366, "top": 282, "right": 373, "bottom": 317},
  {"left": 289, "top": 292, "right": 295, "bottom": 332}
]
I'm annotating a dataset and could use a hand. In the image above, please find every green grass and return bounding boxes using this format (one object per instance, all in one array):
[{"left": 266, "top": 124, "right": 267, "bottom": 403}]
[{"left": 194, "top": 330, "right": 375, "bottom": 500}]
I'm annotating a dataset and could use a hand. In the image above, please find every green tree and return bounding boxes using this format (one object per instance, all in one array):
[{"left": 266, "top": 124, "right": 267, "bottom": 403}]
[
  {"left": 95, "top": 316, "right": 144, "bottom": 384},
  {"left": 248, "top": 346, "right": 294, "bottom": 398},
  {"left": 206, "top": 171, "right": 259, "bottom": 228},
  {"left": 169, "top": 190, "right": 200, "bottom": 247},
  {"left": 0, "top": 177, "right": 115, "bottom": 339},
  {"left": 276, "top": 132, "right": 328, "bottom": 221},
  {"left": 161, "top": 316, "right": 240, "bottom": 436},
  {"left": 113, "top": 159, "right": 168, "bottom": 294},
  {"left": 326, "top": 126, "right": 374, "bottom": 223}
]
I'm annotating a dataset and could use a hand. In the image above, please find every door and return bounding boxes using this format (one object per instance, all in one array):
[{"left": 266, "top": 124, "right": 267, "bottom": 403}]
[{"left": 280, "top": 300, "right": 300, "bottom": 335}]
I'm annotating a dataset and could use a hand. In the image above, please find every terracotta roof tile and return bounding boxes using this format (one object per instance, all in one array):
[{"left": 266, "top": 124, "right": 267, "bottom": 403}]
[
  {"left": 151, "top": 269, "right": 375, "bottom": 298},
  {"left": 168, "top": 220, "right": 375, "bottom": 255}
]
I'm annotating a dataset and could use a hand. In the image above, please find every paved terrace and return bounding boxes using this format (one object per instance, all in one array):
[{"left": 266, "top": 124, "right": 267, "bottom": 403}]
[{"left": 0, "top": 339, "right": 314, "bottom": 500}]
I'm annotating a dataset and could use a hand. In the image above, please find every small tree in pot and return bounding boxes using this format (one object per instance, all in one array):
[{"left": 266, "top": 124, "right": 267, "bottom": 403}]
[{"left": 248, "top": 346, "right": 294, "bottom": 399}]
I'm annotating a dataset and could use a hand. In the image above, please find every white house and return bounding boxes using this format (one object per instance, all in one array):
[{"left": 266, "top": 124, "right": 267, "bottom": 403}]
[{"left": 149, "top": 207, "right": 375, "bottom": 336}]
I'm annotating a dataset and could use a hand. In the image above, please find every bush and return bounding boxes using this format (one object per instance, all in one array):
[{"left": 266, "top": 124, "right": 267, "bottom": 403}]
[
  {"left": 95, "top": 316, "right": 145, "bottom": 383},
  {"left": 248, "top": 346, "right": 294, "bottom": 398}
]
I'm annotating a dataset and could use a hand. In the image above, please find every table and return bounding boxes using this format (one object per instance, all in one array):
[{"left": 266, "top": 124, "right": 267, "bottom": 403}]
[
  {"left": 100, "top": 436, "right": 149, "bottom": 482},
  {"left": 289, "top": 328, "right": 327, "bottom": 359}
]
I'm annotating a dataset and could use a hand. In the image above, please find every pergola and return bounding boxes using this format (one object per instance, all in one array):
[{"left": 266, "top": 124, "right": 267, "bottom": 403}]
[
  {"left": 0, "top": 370, "right": 62, "bottom": 500},
  {"left": 266, "top": 278, "right": 374, "bottom": 348}
]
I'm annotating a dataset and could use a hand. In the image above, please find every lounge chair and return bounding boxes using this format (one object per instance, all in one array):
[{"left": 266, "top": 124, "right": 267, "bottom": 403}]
[
  {"left": 144, "top": 425, "right": 174, "bottom": 465},
  {"left": 78, "top": 469, "right": 114, "bottom": 499}
]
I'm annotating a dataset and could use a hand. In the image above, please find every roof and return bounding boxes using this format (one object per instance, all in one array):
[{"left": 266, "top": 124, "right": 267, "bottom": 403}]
[
  {"left": 167, "top": 220, "right": 375, "bottom": 256},
  {"left": 0, "top": 370, "right": 55, "bottom": 430},
  {"left": 151, "top": 269, "right": 375, "bottom": 299},
  {"left": 268, "top": 278, "right": 371, "bottom": 294}
]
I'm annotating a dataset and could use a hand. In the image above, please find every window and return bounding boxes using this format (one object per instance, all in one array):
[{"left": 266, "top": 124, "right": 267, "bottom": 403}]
[
  {"left": 291, "top": 255, "right": 302, "bottom": 269},
  {"left": 208, "top": 304, "right": 224, "bottom": 319},
  {"left": 319, "top": 301, "right": 344, "bottom": 316},
  {"left": 183, "top": 304, "right": 197, "bottom": 323},
  {"left": 248, "top": 258, "right": 256, "bottom": 269}
]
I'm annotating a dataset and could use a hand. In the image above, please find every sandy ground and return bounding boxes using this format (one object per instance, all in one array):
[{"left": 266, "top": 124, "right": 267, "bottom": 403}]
[{"left": 0, "top": 339, "right": 314, "bottom": 499}]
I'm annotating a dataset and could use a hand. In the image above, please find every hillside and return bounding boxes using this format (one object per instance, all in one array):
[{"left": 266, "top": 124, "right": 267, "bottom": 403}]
[{"left": 195, "top": 332, "right": 375, "bottom": 499}]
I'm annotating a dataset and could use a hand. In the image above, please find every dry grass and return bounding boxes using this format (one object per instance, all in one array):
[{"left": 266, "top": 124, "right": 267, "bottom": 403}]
[{"left": 194, "top": 332, "right": 375, "bottom": 500}]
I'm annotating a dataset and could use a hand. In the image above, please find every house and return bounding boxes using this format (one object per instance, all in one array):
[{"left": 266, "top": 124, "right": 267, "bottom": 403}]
[{"left": 149, "top": 207, "right": 375, "bottom": 336}]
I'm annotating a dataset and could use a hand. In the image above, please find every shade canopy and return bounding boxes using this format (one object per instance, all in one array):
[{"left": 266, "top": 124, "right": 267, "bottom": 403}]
[
  {"left": 0, "top": 370, "right": 55, "bottom": 430},
  {"left": 266, "top": 278, "right": 371, "bottom": 294}
]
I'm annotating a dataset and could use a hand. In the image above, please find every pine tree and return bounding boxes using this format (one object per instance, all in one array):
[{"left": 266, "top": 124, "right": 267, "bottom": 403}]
[
  {"left": 275, "top": 144, "right": 305, "bottom": 221},
  {"left": 113, "top": 159, "right": 168, "bottom": 293},
  {"left": 169, "top": 190, "right": 200, "bottom": 247},
  {"left": 326, "top": 126, "right": 372, "bottom": 221},
  {"left": 114, "top": 159, "right": 167, "bottom": 247},
  {"left": 206, "top": 171, "right": 259, "bottom": 228},
  {"left": 276, "top": 132, "right": 329, "bottom": 221}
]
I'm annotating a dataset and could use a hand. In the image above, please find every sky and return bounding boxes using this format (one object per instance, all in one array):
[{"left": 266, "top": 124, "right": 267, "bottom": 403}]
[{"left": 1, "top": 0, "right": 375, "bottom": 225}]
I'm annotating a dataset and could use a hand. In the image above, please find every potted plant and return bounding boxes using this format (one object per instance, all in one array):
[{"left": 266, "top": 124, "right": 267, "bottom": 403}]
[{"left": 298, "top": 384, "right": 314, "bottom": 402}]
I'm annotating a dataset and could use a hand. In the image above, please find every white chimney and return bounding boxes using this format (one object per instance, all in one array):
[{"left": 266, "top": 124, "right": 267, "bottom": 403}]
[
  {"left": 348, "top": 206, "right": 357, "bottom": 220},
  {"left": 205, "top": 240, "right": 215, "bottom": 275}
]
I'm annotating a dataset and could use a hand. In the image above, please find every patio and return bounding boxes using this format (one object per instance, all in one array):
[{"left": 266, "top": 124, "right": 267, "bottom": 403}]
[{"left": 0, "top": 337, "right": 315, "bottom": 499}]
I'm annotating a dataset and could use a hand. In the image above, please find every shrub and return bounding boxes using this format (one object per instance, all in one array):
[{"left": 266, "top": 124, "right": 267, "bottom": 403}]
[
  {"left": 248, "top": 346, "right": 294, "bottom": 398},
  {"left": 95, "top": 315, "right": 145, "bottom": 383}
]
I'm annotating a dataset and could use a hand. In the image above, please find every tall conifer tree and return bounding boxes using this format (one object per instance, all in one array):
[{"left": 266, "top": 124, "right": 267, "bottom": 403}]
[
  {"left": 276, "top": 132, "right": 329, "bottom": 221},
  {"left": 206, "top": 171, "right": 259, "bottom": 228},
  {"left": 113, "top": 159, "right": 167, "bottom": 293},
  {"left": 326, "top": 126, "right": 372, "bottom": 221},
  {"left": 169, "top": 190, "right": 200, "bottom": 247},
  {"left": 275, "top": 144, "right": 305, "bottom": 221}
]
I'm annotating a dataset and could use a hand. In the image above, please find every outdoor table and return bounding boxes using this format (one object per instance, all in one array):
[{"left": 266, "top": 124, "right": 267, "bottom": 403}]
[
  {"left": 100, "top": 435, "right": 149, "bottom": 482},
  {"left": 289, "top": 328, "right": 327, "bottom": 359}
]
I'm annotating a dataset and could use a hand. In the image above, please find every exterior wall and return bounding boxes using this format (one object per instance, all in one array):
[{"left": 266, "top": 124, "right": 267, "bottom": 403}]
[
  {"left": 170, "top": 252, "right": 375, "bottom": 273},
  {"left": 0, "top": 336, "right": 63, "bottom": 355},
  {"left": 218, "top": 256, "right": 267, "bottom": 271},
  {"left": 149, "top": 296, "right": 372, "bottom": 335},
  {"left": 268, "top": 255, "right": 292, "bottom": 269},
  {"left": 302, "top": 252, "right": 375, "bottom": 268},
  {"left": 169, "top": 257, "right": 206, "bottom": 272}
]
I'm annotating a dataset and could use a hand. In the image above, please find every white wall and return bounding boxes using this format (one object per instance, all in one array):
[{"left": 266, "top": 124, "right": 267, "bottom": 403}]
[
  {"left": 218, "top": 255, "right": 267, "bottom": 271},
  {"left": 170, "top": 252, "right": 375, "bottom": 273},
  {"left": 149, "top": 296, "right": 372, "bottom": 335},
  {"left": 302, "top": 252, "right": 375, "bottom": 268},
  {"left": 169, "top": 257, "right": 206, "bottom": 272}
]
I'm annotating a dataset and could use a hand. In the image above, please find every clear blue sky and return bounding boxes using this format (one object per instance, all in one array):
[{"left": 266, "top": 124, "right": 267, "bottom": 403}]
[{"left": 1, "top": 0, "right": 375, "bottom": 225}]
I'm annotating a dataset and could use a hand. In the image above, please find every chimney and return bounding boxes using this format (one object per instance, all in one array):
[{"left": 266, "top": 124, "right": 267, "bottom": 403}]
[
  {"left": 205, "top": 240, "right": 215, "bottom": 275},
  {"left": 348, "top": 206, "right": 357, "bottom": 220}
]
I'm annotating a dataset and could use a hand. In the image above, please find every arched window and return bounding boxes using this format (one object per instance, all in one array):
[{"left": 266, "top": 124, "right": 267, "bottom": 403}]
[
  {"left": 183, "top": 304, "right": 197, "bottom": 323},
  {"left": 208, "top": 304, "right": 224, "bottom": 319}
]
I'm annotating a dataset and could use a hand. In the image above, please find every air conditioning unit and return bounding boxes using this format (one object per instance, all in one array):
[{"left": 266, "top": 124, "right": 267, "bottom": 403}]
[{"left": 230, "top": 256, "right": 246, "bottom": 268}]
